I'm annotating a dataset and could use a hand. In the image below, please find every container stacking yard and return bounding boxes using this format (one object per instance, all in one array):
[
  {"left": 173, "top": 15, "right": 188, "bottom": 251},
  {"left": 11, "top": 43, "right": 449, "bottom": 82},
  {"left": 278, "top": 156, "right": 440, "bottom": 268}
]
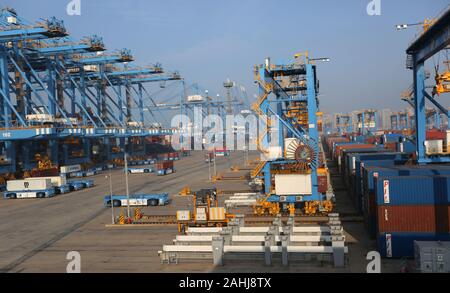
[{"left": 0, "top": 2, "right": 449, "bottom": 276}]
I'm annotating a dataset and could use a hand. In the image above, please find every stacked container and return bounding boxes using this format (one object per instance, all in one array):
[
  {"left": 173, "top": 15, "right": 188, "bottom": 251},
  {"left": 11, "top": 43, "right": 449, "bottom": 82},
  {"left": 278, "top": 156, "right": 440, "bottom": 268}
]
[
  {"left": 374, "top": 175, "right": 450, "bottom": 258},
  {"left": 362, "top": 166, "right": 450, "bottom": 239}
]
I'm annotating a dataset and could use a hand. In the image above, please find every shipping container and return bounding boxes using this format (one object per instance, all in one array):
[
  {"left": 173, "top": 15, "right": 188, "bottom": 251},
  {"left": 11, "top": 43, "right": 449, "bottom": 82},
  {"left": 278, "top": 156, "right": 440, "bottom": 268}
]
[
  {"left": 60, "top": 164, "right": 81, "bottom": 174},
  {"left": 176, "top": 210, "right": 190, "bottom": 221},
  {"left": 384, "top": 142, "right": 397, "bottom": 151},
  {"left": 334, "top": 143, "right": 377, "bottom": 166},
  {"left": 7, "top": 179, "right": 52, "bottom": 191},
  {"left": 414, "top": 241, "right": 450, "bottom": 273},
  {"left": 318, "top": 174, "right": 328, "bottom": 194},
  {"left": 363, "top": 166, "right": 450, "bottom": 237},
  {"left": 380, "top": 133, "right": 403, "bottom": 144},
  {"left": 426, "top": 129, "right": 446, "bottom": 140},
  {"left": 156, "top": 161, "right": 174, "bottom": 170},
  {"left": 397, "top": 141, "right": 416, "bottom": 153},
  {"left": 374, "top": 176, "right": 450, "bottom": 206},
  {"left": 425, "top": 140, "right": 444, "bottom": 155},
  {"left": 377, "top": 232, "right": 450, "bottom": 258},
  {"left": 377, "top": 205, "right": 450, "bottom": 233},
  {"left": 27, "top": 176, "right": 67, "bottom": 187},
  {"left": 353, "top": 159, "right": 407, "bottom": 214},
  {"left": 341, "top": 148, "right": 381, "bottom": 178}
]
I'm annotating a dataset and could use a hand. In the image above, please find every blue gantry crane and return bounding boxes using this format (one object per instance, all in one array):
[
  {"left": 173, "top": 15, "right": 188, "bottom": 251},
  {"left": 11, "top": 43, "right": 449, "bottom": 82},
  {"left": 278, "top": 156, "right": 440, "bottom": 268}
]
[
  {"left": 250, "top": 53, "right": 334, "bottom": 216},
  {"left": 0, "top": 7, "right": 182, "bottom": 176},
  {"left": 404, "top": 7, "right": 450, "bottom": 163}
]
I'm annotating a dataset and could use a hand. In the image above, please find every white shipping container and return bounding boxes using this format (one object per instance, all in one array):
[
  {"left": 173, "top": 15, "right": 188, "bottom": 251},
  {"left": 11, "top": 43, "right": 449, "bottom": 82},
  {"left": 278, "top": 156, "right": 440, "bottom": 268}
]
[
  {"left": 7, "top": 179, "right": 52, "bottom": 192},
  {"left": 425, "top": 140, "right": 443, "bottom": 155},
  {"left": 27, "top": 176, "right": 66, "bottom": 187},
  {"left": 60, "top": 164, "right": 81, "bottom": 174},
  {"left": 176, "top": 210, "right": 190, "bottom": 221},
  {"left": 187, "top": 95, "right": 204, "bottom": 102},
  {"left": 195, "top": 213, "right": 207, "bottom": 221},
  {"left": 275, "top": 174, "right": 312, "bottom": 195}
]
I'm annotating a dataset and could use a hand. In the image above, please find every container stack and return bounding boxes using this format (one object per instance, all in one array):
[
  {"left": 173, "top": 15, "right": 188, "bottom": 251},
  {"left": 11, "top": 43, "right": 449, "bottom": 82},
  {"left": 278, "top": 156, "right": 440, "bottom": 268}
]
[
  {"left": 375, "top": 175, "right": 450, "bottom": 258},
  {"left": 324, "top": 132, "right": 450, "bottom": 259}
]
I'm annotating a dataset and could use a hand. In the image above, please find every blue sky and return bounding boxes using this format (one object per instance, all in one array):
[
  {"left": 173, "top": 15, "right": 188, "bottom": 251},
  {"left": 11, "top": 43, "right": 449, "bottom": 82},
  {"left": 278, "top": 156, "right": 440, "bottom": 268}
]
[{"left": 3, "top": 0, "right": 449, "bottom": 113}]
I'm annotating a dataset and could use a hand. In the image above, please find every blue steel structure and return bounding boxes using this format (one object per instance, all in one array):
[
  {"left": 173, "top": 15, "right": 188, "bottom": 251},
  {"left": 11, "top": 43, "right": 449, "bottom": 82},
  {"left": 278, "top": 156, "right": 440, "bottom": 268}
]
[
  {"left": 406, "top": 8, "right": 450, "bottom": 164},
  {"left": 251, "top": 54, "right": 333, "bottom": 214},
  {"left": 335, "top": 114, "right": 352, "bottom": 135},
  {"left": 356, "top": 110, "right": 378, "bottom": 135},
  {"left": 0, "top": 8, "right": 182, "bottom": 174}
]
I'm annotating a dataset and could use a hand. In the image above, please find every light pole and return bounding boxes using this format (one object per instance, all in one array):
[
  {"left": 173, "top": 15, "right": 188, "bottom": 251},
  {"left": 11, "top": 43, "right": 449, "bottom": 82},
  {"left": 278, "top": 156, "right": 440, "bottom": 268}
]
[
  {"left": 208, "top": 153, "right": 212, "bottom": 181},
  {"left": 213, "top": 148, "right": 217, "bottom": 177},
  {"left": 124, "top": 150, "right": 131, "bottom": 219},
  {"left": 107, "top": 169, "right": 114, "bottom": 224}
]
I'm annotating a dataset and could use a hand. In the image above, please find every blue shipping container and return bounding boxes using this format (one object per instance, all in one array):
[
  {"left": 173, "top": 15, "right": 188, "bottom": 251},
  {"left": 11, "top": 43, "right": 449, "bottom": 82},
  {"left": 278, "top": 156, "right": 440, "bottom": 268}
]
[
  {"left": 363, "top": 165, "right": 450, "bottom": 201},
  {"left": 375, "top": 175, "right": 450, "bottom": 206},
  {"left": 363, "top": 166, "right": 450, "bottom": 237},
  {"left": 377, "top": 232, "right": 450, "bottom": 258}
]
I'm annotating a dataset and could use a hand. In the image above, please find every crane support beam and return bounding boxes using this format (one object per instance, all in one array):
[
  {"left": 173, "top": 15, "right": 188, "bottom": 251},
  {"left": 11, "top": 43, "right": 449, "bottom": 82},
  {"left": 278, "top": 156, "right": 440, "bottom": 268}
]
[{"left": 406, "top": 9, "right": 450, "bottom": 64}]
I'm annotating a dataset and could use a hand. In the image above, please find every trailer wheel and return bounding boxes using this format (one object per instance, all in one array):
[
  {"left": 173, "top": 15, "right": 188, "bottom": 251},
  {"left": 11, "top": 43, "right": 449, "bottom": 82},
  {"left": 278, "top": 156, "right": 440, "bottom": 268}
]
[
  {"left": 113, "top": 200, "right": 121, "bottom": 207},
  {"left": 149, "top": 199, "right": 158, "bottom": 206},
  {"left": 37, "top": 192, "right": 45, "bottom": 198}
]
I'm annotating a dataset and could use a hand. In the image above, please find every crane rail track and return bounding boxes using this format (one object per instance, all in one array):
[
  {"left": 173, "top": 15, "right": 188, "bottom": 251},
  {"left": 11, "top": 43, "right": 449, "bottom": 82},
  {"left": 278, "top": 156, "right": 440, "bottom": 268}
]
[{"left": 109, "top": 213, "right": 363, "bottom": 226}]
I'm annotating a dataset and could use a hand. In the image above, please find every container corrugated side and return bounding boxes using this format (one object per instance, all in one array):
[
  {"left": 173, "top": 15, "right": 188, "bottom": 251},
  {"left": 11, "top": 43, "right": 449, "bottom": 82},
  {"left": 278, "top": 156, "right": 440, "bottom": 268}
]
[
  {"left": 375, "top": 176, "right": 450, "bottom": 206},
  {"left": 363, "top": 166, "right": 450, "bottom": 237},
  {"left": 356, "top": 160, "right": 407, "bottom": 215},
  {"left": 377, "top": 205, "right": 443, "bottom": 233}
]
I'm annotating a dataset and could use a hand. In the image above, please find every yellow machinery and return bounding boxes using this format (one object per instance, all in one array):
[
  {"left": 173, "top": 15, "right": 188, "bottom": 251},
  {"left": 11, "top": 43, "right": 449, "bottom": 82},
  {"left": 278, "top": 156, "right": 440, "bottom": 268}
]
[
  {"left": 176, "top": 188, "right": 235, "bottom": 233},
  {"left": 178, "top": 186, "right": 192, "bottom": 196},
  {"left": 433, "top": 64, "right": 450, "bottom": 96}
]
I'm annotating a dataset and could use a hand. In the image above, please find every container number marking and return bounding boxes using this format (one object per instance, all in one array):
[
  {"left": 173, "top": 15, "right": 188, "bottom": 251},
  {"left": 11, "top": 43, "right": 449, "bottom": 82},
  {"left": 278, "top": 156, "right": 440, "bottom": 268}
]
[{"left": 383, "top": 180, "right": 390, "bottom": 204}]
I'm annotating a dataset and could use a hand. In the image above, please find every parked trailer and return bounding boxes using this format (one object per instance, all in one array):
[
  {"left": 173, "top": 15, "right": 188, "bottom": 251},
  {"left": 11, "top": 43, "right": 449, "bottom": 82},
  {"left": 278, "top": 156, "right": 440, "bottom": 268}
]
[
  {"left": 156, "top": 161, "right": 175, "bottom": 176},
  {"left": 104, "top": 193, "right": 169, "bottom": 207},
  {"left": 3, "top": 179, "right": 56, "bottom": 199},
  {"left": 26, "top": 176, "right": 71, "bottom": 194},
  {"left": 125, "top": 167, "right": 154, "bottom": 174}
]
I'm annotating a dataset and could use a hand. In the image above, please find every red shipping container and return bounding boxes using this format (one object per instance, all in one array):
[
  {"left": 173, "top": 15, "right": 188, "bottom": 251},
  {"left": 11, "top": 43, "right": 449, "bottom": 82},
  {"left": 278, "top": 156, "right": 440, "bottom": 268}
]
[
  {"left": 157, "top": 161, "right": 174, "bottom": 170},
  {"left": 318, "top": 175, "right": 327, "bottom": 194},
  {"left": 334, "top": 144, "right": 374, "bottom": 160},
  {"left": 426, "top": 130, "right": 446, "bottom": 140},
  {"left": 377, "top": 205, "right": 450, "bottom": 233},
  {"left": 366, "top": 137, "right": 377, "bottom": 145},
  {"left": 384, "top": 142, "right": 397, "bottom": 151}
]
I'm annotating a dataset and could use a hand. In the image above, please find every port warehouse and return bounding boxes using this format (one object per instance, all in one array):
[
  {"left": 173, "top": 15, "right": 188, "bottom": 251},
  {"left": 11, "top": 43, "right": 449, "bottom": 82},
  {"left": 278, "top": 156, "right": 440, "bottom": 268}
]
[{"left": 0, "top": 3, "right": 449, "bottom": 273}]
